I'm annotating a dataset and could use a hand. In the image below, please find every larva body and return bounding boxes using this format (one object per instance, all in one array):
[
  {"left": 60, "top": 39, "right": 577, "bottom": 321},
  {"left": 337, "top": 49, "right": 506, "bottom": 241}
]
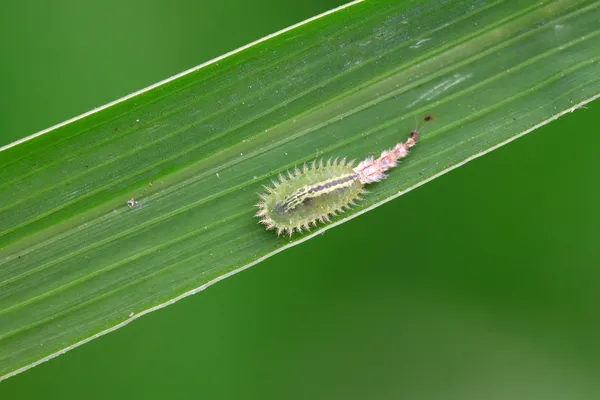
[
  {"left": 256, "top": 159, "right": 364, "bottom": 236},
  {"left": 257, "top": 121, "right": 425, "bottom": 237}
]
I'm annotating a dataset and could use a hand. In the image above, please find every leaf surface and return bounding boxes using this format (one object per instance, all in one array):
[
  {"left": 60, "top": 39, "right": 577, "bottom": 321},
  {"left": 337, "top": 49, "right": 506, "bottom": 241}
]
[{"left": 1, "top": 0, "right": 599, "bottom": 380}]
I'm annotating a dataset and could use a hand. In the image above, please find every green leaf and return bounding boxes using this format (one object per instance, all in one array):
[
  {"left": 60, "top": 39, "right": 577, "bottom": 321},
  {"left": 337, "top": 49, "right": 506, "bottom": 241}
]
[{"left": 1, "top": 0, "right": 599, "bottom": 381}]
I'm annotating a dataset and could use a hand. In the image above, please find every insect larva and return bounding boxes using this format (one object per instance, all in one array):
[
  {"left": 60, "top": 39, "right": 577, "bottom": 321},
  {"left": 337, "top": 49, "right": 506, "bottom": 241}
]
[{"left": 256, "top": 117, "right": 430, "bottom": 237}]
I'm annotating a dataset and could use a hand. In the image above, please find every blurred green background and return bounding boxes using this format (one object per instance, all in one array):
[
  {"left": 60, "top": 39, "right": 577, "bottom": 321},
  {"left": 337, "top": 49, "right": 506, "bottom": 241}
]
[{"left": 1, "top": 0, "right": 599, "bottom": 399}]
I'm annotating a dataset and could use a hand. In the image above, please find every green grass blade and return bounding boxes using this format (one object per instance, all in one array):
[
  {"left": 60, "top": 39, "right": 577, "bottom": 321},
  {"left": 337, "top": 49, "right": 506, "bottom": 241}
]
[{"left": 1, "top": 0, "right": 599, "bottom": 380}]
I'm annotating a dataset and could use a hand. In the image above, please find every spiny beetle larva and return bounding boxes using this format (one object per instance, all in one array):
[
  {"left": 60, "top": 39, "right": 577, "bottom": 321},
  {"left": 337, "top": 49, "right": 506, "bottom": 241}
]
[{"left": 256, "top": 116, "right": 431, "bottom": 237}]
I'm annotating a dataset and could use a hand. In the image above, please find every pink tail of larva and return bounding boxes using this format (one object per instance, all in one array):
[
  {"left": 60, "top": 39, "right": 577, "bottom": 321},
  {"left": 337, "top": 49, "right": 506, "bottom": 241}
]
[{"left": 353, "top": 117, "right": 428, "bottom": 185}]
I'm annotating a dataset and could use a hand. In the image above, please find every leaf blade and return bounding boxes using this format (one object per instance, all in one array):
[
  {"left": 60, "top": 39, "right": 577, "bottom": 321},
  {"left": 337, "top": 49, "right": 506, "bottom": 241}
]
[{"left": 1, "top": 0, "right": 599, "bottom": 380}]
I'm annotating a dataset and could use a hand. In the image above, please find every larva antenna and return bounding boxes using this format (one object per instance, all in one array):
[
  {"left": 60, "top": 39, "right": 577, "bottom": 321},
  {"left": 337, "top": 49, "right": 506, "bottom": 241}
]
[
  {"left": 412, "top": 115, "right": 419, "bottom": 135},
  {"left": 411, "top": 114, "right": 432, "bottom": 138},
  {"left": 407, "top": 114, "right": 433, "bottom": 147}
]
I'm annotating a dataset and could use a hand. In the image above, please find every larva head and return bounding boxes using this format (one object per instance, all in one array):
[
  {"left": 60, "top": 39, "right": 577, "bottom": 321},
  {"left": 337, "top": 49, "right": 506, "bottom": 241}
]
[{"left": 256, "top": 159, "right": 364, "bottom": 237}]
